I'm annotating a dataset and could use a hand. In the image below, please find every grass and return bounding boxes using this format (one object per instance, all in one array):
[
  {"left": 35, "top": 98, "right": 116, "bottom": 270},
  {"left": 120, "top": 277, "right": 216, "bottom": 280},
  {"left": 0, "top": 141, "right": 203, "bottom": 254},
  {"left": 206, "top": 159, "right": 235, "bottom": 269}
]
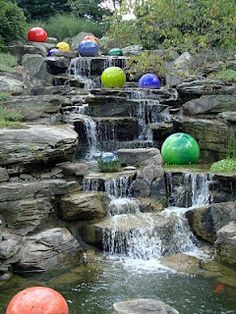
[
  {"left": 0, "top": 105, "right": 24, "bottom": 128},
  {"left": 210, "top": 158, "right": 236, "bottom": 173},
  {"left": 208, "top": 69, "right": 236, "bottom": 83},
  {"left": 27, "top": 14, "right": 104, "bottom": 41},
  {"left": 0, "top": 53, "right": 18, "bottom": 73}
]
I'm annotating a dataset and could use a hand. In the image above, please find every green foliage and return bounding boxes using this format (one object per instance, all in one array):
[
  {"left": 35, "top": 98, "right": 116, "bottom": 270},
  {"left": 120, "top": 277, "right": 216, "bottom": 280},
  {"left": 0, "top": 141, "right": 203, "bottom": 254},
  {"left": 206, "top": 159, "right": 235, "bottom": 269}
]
[
  {"left": 97, "top": 160, "right": 121, "bottom": 172},
  {"left": 108, "top": 0, "right": 236, "bottom": 51},
  {"left": 127, "top": 51, "right": 167, "bottom": 80},
  {"left": 0, "top": 53, "right": 18, "bottom": 72},
  {"left": 16, "top": 0, "right": 71, "bottom": 20},
  {"left": 210, "top": 158, "right": 236, "bottom": 173},
  {"left": 28, "top": 14, "right": 104, "bottom": 40},
  {"left": 209, "top": 69, "right": 236, "bottom": 83},
  {"left": 0, "top": 0, "right": 26, "bottom": 44},
  {"left": 69, "top": 0, "right": 112, "bottom": 22},
  {"left": 0, "top": 104, "right": 23, "bottom": 129},
  {"left": 0, "top": 92, "right": 10, "bottom": 103}
]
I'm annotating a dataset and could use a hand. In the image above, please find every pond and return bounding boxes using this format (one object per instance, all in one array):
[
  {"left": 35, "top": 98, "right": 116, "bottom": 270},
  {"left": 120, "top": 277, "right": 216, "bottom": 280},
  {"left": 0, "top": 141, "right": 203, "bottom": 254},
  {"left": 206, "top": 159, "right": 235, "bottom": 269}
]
[{"left": 1, "top": 253, "right": 236, "bottom": 314}]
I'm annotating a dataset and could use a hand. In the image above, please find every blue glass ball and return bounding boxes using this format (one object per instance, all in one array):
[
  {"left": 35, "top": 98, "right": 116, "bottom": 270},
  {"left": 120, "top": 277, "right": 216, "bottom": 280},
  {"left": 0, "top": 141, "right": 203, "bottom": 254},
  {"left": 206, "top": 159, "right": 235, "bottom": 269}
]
[
  {"left": 138, "top": 73, "right": 161, "bottom": 89},
  {"left": 101, "top": 152, "right": 119, "bottom": 162},
  {"left": 78, "top": 40, "right": 98, "bottom": 57},
  {"left": 47, "top": 48, "right": 59, "bottom": 56}
]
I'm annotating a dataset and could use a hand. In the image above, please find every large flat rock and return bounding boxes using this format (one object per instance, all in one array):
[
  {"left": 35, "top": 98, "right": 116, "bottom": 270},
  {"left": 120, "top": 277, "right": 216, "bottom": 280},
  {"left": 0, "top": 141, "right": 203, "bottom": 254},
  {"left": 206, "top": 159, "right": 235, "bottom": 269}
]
[
  {"left": 117, "top": 148, "right": 162, "bottom": 167},
  {"left": 0, "top": 125, "right": 78, "bottom": 171}
]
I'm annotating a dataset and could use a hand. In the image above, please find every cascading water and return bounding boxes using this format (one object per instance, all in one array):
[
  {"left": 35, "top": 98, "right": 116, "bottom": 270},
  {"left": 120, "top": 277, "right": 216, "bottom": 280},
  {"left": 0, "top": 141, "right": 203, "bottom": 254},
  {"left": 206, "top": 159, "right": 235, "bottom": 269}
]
[{"left": 68, "top": 58, "right": 96, "bottom": 89}]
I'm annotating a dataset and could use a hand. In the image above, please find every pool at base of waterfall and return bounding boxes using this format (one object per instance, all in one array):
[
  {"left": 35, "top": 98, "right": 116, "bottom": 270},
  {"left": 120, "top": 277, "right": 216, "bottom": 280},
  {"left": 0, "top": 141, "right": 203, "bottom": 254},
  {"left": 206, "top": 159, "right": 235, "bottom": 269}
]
[{"left": 1, "top": 253, "right": 236, "bottom": 314}]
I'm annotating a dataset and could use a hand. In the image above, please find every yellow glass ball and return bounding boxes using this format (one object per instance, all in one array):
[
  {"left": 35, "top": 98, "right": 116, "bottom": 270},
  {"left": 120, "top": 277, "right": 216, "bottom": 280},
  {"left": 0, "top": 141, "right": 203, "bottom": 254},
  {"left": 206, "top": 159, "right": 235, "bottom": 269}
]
[{"left": 56, "top": 42, "right": 71, "bottom": 52}]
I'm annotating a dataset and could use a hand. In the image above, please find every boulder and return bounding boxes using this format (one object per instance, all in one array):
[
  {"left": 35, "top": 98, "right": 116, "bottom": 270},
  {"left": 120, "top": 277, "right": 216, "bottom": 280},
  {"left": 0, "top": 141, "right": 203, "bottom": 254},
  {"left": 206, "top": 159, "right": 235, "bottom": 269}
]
[
  {"left": 3, "top": 95, "right": 68, "bottom": 122},
  {"left": 17, "top": 228, "right": 81, "bottom": 271},
  {"left": 0, "top": 230, "right": 22, "bottom": 260},
  {"left": 187, "top": 202, "right": 236, "bottom": 243},
  {"left": 46, "top": 56, "right": 71, "bottom": 75},
  {"left": 183, "top": 95, "right": 236, "bottom": 116},
  {"left": 22, "top": 54, "right": 45, "bottom": 78},
  {"left": 214, "top": 221, "right": 236, "bottom": 266},
  {"left": 4, "top": 44, "right": 47, "bottom": 63},
  {"left": 0, "top": 198, "right": 54, "bottom": 235},
  {"left": 0, "top": 125, "right": 77, "bottom": 172},
  {"left": 117, "top": 148, "right": 162, "bottom": 167},
  {"left": 218, "top": 111, "right": 236, "bottom": 123},
  {"left": 130, "top": 178, "right": 151, "bottom": 197},
  {"left": 0, "top": 75, "right": 24, "bottom": 95},
  {"left": 59, "top": 162, "right": 89, "bottom": 177},
  {"left": 59, "top": 191, "right": 107, "bottom": 221},
  {"left": 160, "top": 254, "right": 201, "bottom": 274},
  {"left": 138, "top": 198, "right": 164, "bottom": 213},
  {"left": 210, "top": 174, "right": 236, "bottom": 203},
  {"left": 0, "top": 168, "right": 9, "bottom": 183},
  {"left": 122, "top": 45, "right": 143, "bottom": 56},
  {"left": 113, "top": 299, "right": 179, "bottom": 314}
]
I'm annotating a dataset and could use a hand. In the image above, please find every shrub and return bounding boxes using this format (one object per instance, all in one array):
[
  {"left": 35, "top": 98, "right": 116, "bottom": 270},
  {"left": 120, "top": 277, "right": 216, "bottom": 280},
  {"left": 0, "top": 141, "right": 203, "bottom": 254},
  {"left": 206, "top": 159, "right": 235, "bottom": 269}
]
[
  {"left": 0, "top": 105, "right": 24, "bottom": 129},
  {"left": 0, "top": 0, "right": 26, "bottom": 44},
  {"left": 208, "top": 69, "right": 236, "bottom": 83},
  {"left": 27, "top": 14, "right": 104, "bottom": 40},
  {"left": 210, "top": 158, "right": 236, "bottom": 173},
  {"left": 0, "top": 53, "right": 18, "bottom": 72}
]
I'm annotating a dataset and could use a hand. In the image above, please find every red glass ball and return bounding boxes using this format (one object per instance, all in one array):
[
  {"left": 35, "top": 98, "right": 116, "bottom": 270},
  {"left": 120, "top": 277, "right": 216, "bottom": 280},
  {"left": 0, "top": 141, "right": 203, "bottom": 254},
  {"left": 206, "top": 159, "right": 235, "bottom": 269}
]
[
  {"left": 6, "top": 286, "right": 69, "bottom": 314},
  {"left": 27, "top": 27, "right": 47, "bottom": 42}
]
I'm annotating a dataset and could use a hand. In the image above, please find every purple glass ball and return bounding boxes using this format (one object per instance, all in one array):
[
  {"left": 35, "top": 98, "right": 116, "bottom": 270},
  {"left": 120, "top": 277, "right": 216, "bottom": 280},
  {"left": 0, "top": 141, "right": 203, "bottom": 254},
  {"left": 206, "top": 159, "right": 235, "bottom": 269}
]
[
  {"left": 47, "top": 48, "right": 59, "bottom": 56},
  {"left": 78, "top": 40, "right": 98, "bottom": 57},
  {"left": 138, "top": 73, "right": 161, "bottom": 89}
]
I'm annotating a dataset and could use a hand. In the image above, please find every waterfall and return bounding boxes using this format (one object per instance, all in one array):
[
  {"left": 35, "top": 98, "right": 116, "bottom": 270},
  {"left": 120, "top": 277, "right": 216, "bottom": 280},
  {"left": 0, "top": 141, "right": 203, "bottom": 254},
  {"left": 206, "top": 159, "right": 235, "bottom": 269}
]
[
  {"left": 68, "top": 58, "right": 96, "bottom": 89},
  {"left": 167, "top": 172, "right": 212, "bottom": 208},
  {"left": 108, "top": 198, "right": 140, "bottom": 216}
]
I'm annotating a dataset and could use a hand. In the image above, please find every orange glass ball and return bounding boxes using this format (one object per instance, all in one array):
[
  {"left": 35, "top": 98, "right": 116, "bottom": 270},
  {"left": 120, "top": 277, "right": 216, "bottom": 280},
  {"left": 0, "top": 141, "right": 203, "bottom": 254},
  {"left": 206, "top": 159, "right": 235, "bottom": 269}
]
[
  {"left": 83, "top": 35, "right": 98, "bottom": 44},
  {"left": 6, "top": 286, "right": 69, "bottom": 314}
]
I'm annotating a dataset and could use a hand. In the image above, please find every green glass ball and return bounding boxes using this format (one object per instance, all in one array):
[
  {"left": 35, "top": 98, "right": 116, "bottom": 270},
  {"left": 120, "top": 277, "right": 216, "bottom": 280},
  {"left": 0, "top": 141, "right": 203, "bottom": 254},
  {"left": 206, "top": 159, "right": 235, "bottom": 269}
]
[
  {"left": 161, "top": 133, "right": 200, "bottom": 165},
  {"left": 108, "top": 48, "right": 123, "bottom": 56},
  {"left": 101, "top": 67, "right": 126, "bottom": 88}
]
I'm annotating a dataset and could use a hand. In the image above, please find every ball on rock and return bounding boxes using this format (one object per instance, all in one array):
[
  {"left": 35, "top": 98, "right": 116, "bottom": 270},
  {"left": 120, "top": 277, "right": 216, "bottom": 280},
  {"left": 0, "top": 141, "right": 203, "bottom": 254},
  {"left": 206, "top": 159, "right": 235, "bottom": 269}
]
[
  {"left": 6, "top": 286, "right": 69, "bottom": 314},
  {"left": 78, "top": 40, "right": 98, "bottom": 57},
  {"left": 47, "top": 48, "right": 59, "bottom": 56},
  {"left": 161, "top": 133, "right": 200, "bottom": 165},
  {"left": 27, "top": 27, "right": 47, "bottom": 42},
  {"left": 138, "top": 73, "right": 161, "bottom": 89},
  {"left": 101, "top": 67, "right": 126, "bottom": 88},
  {"left": 98, "top": 152, "right": 120, "bottom": 172},
  {"left": 83, "top": 35, "right": 98, "bottom": 44},
  {"left": 108, "top": 48, "right": 123, "bottom": 56},
  {"left": 56, "top": 42, "right": 71, "bottom": 52}
]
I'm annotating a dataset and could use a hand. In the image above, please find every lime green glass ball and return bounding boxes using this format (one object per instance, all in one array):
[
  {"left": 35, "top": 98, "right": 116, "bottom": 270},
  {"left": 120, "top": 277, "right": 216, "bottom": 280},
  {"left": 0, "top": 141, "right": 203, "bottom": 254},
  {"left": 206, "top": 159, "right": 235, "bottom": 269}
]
[
  {"left": 108, "top": 48, "right": 123, "bottom": 56},
  {"left": 161, "top": 133, "right": 200, "bottom": 165},
  {"left": 101, "top": 67, "right": 126, "bottom": 88}
]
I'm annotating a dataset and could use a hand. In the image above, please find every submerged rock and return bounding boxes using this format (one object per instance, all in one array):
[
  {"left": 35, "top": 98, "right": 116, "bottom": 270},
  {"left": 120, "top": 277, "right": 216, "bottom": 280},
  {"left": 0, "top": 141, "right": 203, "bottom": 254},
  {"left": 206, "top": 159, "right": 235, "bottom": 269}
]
[
  {"left": 113, "top": 298, "right": 179, "bottom": 314},
  {"left": 160, "top": 253, "right": 201, "bottom": 273}
]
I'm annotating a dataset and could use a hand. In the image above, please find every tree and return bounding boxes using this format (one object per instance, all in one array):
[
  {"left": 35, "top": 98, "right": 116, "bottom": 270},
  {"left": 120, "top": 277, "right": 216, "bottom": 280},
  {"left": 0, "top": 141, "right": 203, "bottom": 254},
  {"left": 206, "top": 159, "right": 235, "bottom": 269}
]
[
  {"left": 0, "top": 0, "right": 26, "bottom": 44},
  {"left": 68, "top": 0, "right": 112, "bottom": 21},
  {"left": 15, "top": 0, "right": 71, "bottom": 20}
]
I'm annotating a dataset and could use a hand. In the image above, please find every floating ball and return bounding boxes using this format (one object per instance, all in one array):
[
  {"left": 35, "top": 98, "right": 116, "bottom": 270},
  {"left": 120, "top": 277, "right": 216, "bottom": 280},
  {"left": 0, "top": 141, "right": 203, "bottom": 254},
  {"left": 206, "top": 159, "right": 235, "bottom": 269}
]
[
  {"left": 78, "top": 40, "right": 98, "bottom": 57},
  {"left": 108, "top": 48, "right": 123, "bottom": 56},
  {"left": 6, "top": 286, "right": 69, "bottom": 314},
  {"left": 27, "top": 27, "right": 47, "bottom": 42},
  {"left": 101, "top": 67, "right": 126, "bottom": 88},
  {"left": 56, "top": 42, "right": 71, "bottom": 52},
  {"left": 98, "top": 152, "right": 120, "bottom": 172},
  {"left": 47, "top": 48, "right": 59, "bottom": 56},
  {"left": 161, "top": 133, "right": 200, "bottom": 165},
  {"left": 83, "top": 35, "right": 98, "bottom": 44},
  {"left": 138, "top": 73, "right": 161, "bottom": 89}
]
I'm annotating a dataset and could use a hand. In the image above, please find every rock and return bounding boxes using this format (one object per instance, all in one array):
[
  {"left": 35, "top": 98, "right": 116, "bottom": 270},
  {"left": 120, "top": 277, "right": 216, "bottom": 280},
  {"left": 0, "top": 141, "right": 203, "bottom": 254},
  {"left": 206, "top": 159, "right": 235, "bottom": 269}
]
[
  {"left": 166, "top": 52, "right": 194, "bottom": 86},
  {"left": 46, "top": 37, "right": 58, "bottom": 44},
  {"left": 46, "top": 56, "right": 71, "bottom": 74},
  {"left": 0, "top": 74, "right": 24, "bottom": 95},
  {"left": 176, "top": 80, "right": 235, "bottom": 97},
  {"left": 187, "top": 202, "right": 236, "bottom": 243},
  {"left": 59, "top": 162, "right": 89, "bottom": 177},
  {"left": 214, "top": 221, "right": 236, "bottom": 266},
  {"left": 0, "top": 168, "right": 9, "bottom": 183},
  {"left": 0, "top": 179, "right": 74, "bottom": 202},
  {"left": 150, "top": 177, "right": 167, "bottom": 205},
  {"left": 138, "top": 198, "right": 164, "bottom": 213},
  {"left": 210, "top": 174, "right": 236, "bottom": 203},
  {"left": 122, "top": 45, "right": 143, "bottom": 56},
  {"left": 4, "top": 44, "right": 47, "bottom": 63},
  {"left": 175, "top": 116, "right": 228, "bottom": 162},
  {"left": 160, "top": 253, "right": 201, "bottom": 273},
  {"left": 30, "top": 85, "right": 71, "bottom": 96},
  {"left": 3, "top": 95, "right": 67, "bottom": 122},
  {"left": 0, "top": 231, "right": 22, "bottom": 260},
  {"left": 0, "top": 125, "right": 77, "bottom": 172},
  {"left": 183, "top": 95, "right": 236, "bottom": 116},
  {"left": 117, "top": 148, "right": 162, "bottom": 167},
  {"left": 0, "top": 198, "right": 54, "bottom": 235},
  {"left": 218, "top": 111, "right": 236, "bottom": 123},
  {"left": 22, "top": 54, "right": 45, "bottom": 78},
  {"left": 31, "top": 41, "right": 55, "bottom": 51},
  {"left": 113, "top": 298, "right": 179, "bottom": 314},
  {"left": 130, "top": 178, "right": 151, "bottom": 197},
  {"left": 139, "top": 164, "right": 164, "bottom": 185},
  {"left": 17, "top": 227, "right": 81, "bottom": 272},
  {"left": 59, "top": 191, "right": 107, "bottom": 221}
]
